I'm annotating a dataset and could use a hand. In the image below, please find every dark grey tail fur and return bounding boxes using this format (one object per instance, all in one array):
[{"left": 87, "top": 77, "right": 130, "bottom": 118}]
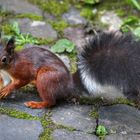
[{"left": 78, "top": 31, "right": 140, "bottom": 101}]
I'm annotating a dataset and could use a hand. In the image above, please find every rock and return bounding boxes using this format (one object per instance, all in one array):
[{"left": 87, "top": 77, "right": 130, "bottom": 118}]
[
  {"left": 51, "top": 104, "right": 96, "bottom": 132},
  {"left": 62, "top": 8, "right": 87, "bottom": 25},
  {"left": 52, "top": 129, "right": 98, "bottom": 140},
  {"left": 0, "top": 114, "right": 43, "bottom": 140},
  {"left": 100, "top": 11, "right": 123, "bottom": 31},
  {"left": 64, "top": 27, "right": 87, "bottom": 53},
  {"left": 24, "top": 44, "right": 50, "bottom": 49},
  {"left": 105, "top": 134, "right": 140, "bottom": 140},
  {"left": 17, "top": 18, "right": 57, "bottom": 40},
  {"left": 99, "top": 104, "right": 140, "bottom": 134},
  {"left": 0, "top": 90, "right": 45, "bottom": 117},
  {"left": 0, "top": 0, "right": 42, "bottom": 16},
  {"left": 57, "top": 54, "right": 71, "bottom": 70},
  {"left": 43, "top": 12, "right": 56, "bottom": 21}
]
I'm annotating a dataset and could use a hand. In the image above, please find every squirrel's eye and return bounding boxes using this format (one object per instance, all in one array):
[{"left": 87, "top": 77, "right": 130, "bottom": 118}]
[{"left": 1, "top": 56, "right": 7, "bottom": 64}]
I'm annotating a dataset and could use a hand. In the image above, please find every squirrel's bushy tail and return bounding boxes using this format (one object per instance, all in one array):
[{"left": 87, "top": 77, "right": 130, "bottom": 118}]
[{"left": 77, "top": 31, "right": 140, "bottom": 101}]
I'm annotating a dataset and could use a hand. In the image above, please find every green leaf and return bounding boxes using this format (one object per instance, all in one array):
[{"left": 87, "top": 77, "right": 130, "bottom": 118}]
[
  {"left": 130, "top": 0, "right": 140, "bottom": 10},
  {"left": 82, "top": 0, "right": 100, "bottom": 4},
  {"left": 133, "top": 27, "right": 140, "bottom": 38},
  {"left": 122, "top": 16, "right": 139, "bottom": 26},
  {"left": 11, "top": 22, "right": 20, "bottom": 35},
  {"left": 51, "top": 39, "right": 75, "bottom": 53}
]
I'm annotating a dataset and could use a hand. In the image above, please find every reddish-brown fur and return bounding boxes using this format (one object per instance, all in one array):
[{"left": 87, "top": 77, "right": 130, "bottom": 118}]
[{"left": 0, "top": 38, "right": 73, "bottom": 109}]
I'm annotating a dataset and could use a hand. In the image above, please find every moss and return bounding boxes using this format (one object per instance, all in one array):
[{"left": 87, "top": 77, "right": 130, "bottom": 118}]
[
  {"left": 80, "top": 7, "right": 95, "bottom": 20},
  {"left": 115, "top": 9, "right": 126, "bottom": 17},
  {"left": 39, "top": 114, "right": 54, "bottom": 140},
  {"left": 15, "top": 13, "right": 43, "bottom": 20},
  {"left": 89, "top": 109, "right": 99, "bottom": 119},
  {"left": 39, "top": 111, "right": 64, "bottom": 140},
  {"left": 20, "top": 84, "right": 36, "bottom": 93},
  {"left": 39, "top": 110, "right": 77, "bottom": 140},
  {"left": 1, "top": 23, "right": 14, "bottom": 35},
  {"left": 68, "top": 52, "right": 77, "bottom": 73},
  {"left": 113, "top": 97, "right": 136, "bottom": 107},
  {"left": 28, "top": 0, "right": 70, "bottom": 17},
  {"left": 79, "top": 96, "right": 138, "bottom": 108},
  {"left": 0, "top": 107, "right": 38, "bottom": 120},
  {"left": 36, "top": 37, "right": 55, "bottom": 45},
  {"left": 79, "top": 96, "right": 108, "bottom": 106},
  {"left": 57, "top": 124, "right": 76, "bottom": 132},
  {"left": 48, "top": 20, "right": 69, "bottom": 33},
  {"left": 96, "top": 0, "right": 140, "bottom": 17},
  {"left": 0, "top": 6, "right": 14, "bottom": 20}
]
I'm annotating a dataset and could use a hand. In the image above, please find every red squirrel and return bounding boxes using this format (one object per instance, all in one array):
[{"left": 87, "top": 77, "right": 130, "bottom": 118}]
[
  {"left": 0, "top": 37, "right": 74, "bottom": 109},
  {"left": 1, "top": 31, "right": 140, "bottom": 108}
]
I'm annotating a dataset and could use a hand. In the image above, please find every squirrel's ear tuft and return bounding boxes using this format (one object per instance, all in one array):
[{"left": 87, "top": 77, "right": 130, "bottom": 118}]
[{"left": 5, "top": 37, "right": 15, "bottom": 55}]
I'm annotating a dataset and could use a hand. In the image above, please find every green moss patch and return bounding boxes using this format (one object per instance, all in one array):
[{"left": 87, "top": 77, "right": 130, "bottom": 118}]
[
  {"left": 28, "top": 0, "right": 70, "bottom": 17},
  {"left": 68, "top": 52, "right": 77, "bottom": 73},
  {"left": 80, "top": 7, "right": 95, "bottom": 20},
  {"left": 89, "top": 108, "right": 99, "bottom": 119},
  {"left": 48, "top": 20, "right": 69, "bottom": 33},
  {"left": 0, "top": 107, "right": 38, "bottom": 120},
  {"left": 39, "top": 113, "right": 54, "bottom": 140},
  {"left": 112, "top": 97, "right": 136, "bottom": 107},
  {"left": 16, "top": 13, "right": 43, "bottom": 20}
]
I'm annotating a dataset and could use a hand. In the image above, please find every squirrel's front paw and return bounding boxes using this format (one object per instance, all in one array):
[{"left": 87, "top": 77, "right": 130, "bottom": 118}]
[{"left": 0, "top": 88, "right": 11, "bottom": 99}]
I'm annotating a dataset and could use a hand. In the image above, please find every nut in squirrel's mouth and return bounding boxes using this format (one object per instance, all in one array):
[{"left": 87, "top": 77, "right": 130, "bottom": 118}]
[{"left": 0, "top": 70, "right": 12, "bottom": 90}]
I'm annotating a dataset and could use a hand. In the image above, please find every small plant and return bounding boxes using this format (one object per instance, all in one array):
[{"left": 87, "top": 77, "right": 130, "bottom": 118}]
[
  {"left": 2, "top": 22, "right": 39, "bottom": 47},
  {"left": 120, "top": 16, "right": 140, "bottom": 33},
  {"left": 120, "top": 16, "right": 140, "bottom": 39},
  {"left": 51, "top": 39, "right": 75, "bottom": 53},
  {"left": 127, "top": 0, "right": 140, "bottom": 10},
  {"left": 16, "top": 34, "right": 39, "bottom": 45},
  {"left": 95, "top": 125, "right": 108, "bottom": 140},
  {"left": 81, "top": 0, "right": 100, "bottom": 5}
]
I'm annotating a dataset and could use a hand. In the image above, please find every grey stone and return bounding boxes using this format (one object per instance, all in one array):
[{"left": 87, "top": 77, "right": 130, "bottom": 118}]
[
  {"left": 106, "top": 134, "right": 140, "bottom": 140},
  {"left": 64, "top": 27, "right": 87, "bottom": 53},
  {"left": 62, "top": 8, "right": 87, "bottom": 25},
  {"left": 0, "top": 114, "right": 43, "bottom": 140},
  {"left": 99, "top": 104, "right": 140, "bottom": 134},
  {"left": 52, "top": 129, "right": 98, "bottom": 140},
  {"left": 100, "top": 11, "right": 123, "bottom": 31},
  {"left": 43, "top": 12, "right": 56, "bottom": 21},
  {"left": 24, "top": 44, "right": 50, "bottom": 49},
  {"left": 0, "top": 0, "right": 42, "bottom": 16},
  {"left": 51, "top": 104, "right": 96, "bottom": 132},
  {"left": 57, "top": 54, "right": 71, "bottom": 70},
  {"left": 17, "top": 18, "right": 57, "bottom": 40},
  {"left": 0, "top": 90, "right": 46, "bottom": 117}
]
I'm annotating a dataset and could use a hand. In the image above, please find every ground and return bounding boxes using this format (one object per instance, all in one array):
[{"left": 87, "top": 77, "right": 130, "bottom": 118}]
[{"left": 0, "top": 0, "right": 140, "bottom": 140}]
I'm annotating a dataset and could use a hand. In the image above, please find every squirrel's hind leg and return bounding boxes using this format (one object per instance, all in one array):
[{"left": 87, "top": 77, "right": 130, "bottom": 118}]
[{"left": 24, "top": 67, "right": 58, "bottom": 109}]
